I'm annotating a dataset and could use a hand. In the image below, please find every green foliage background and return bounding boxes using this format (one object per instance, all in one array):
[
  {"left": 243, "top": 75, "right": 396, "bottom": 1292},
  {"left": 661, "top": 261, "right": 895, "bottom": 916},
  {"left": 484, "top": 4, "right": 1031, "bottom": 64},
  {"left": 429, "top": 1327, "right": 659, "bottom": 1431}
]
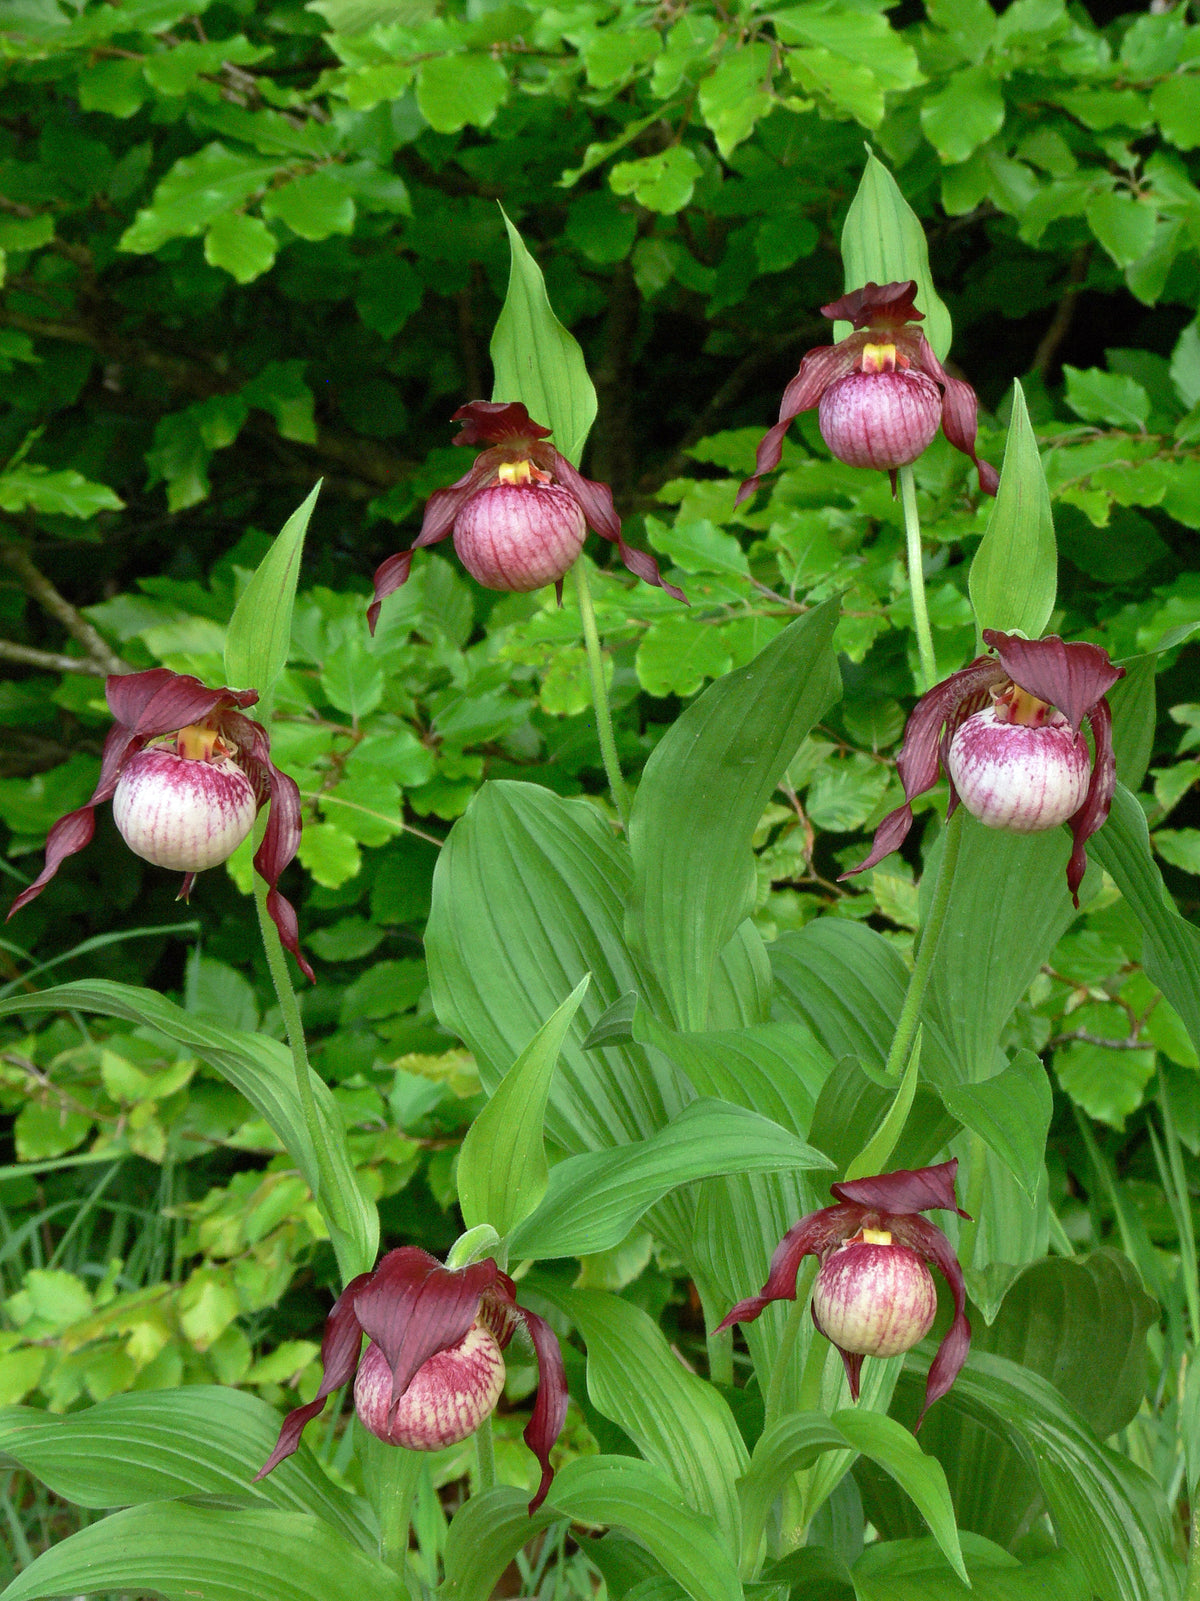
[{"left": 1, "top": 0, "right": 1200, "bottom": 1571}]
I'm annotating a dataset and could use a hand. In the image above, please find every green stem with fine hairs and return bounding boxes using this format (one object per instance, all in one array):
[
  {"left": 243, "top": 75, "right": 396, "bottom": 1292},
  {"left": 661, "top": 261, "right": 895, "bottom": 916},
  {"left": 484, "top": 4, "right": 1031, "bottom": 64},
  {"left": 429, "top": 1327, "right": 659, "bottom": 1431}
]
[
  {"left": 373, "top": 1441, "right": 423, "bottom": 1584},
  {"left": 474, "top": 1413, "right": 496, "bottom": 1495},
  {"left": 572, "top": 560, "right": 630, "bottom": 827},
  {"left": 898, "top": 465, "right": 937, "bottom": 693},
  {"left": 882, "top": 806, "right": 965, "bottom": 1081}
]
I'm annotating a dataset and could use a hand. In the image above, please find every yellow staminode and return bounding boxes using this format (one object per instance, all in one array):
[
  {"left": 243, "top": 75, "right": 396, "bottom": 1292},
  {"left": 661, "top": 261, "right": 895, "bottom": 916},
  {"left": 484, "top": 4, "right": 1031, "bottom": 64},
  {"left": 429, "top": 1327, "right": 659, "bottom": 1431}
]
[
  {"left": 175, "top": 723, "right": 223, "bottom": 761},
  {"left": 860, "top": 342, "right": 897, "bottom": 375},
  {"left": 861, "top": 1227, "right": 893, "bottom": 1245}
]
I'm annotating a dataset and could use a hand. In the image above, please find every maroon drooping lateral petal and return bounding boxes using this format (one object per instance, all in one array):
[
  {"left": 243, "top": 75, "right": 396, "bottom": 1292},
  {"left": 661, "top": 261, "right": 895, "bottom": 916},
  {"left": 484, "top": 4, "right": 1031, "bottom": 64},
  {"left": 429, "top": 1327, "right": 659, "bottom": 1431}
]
[
  {"left": 840, "top": 657, "right": 1006, "bottom": 880},
  {"left": 353, "top": 1247, "right": 500, "bottom": 1404},
  {"left": 810, "top": 1293, "right": 866, "bottom": 1401},
  {"left": 890, "top": 1213, "right": 971, "bottom": 1426},
  {"left": 549, "top": 449, "right": 686, "bottom": 602},
  {"left": 984, "top": 630, "right": 1125, "bottom": 735},
  {"left": 910, "top": 334, "right": 998, "bottom": 496},
  {"left": 713, "top": 1202, "right": 865, "bottom": 1332},
  {"left": 832, "top": 1159, "right": 970, "bottom": 1219},
  {"left": 1065, "top": 696, "right": 1117, "bottom": 906},
  {"left": 451, "top": 400, "right": 552, "bottom": 448},
  {"left": 227, "top": 711, "right": 313, "bottom": 982},
  {"left": 735, "top": 343, "right": 863, "bottom": 506},
  {"left": 256, "top": 1270, "right": 374, "bottom": 1478},
  {"left": 502, "top": 1294, "right": 570, "bottom": 1513},
  {"left": 822, "top": 281, "right": 923, "bottom": 329}
]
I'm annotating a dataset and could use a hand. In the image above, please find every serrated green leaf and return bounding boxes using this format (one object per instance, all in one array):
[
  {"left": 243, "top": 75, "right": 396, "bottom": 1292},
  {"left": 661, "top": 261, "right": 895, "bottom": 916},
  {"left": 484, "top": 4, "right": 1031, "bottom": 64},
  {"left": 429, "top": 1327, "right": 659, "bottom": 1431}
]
[
  {"left": 458, "top": 975, "right": 588, "bottom": 1237},
  {"left": 205, "top": 211, "right": 277, "bottom": 283},
  {"left": 0, "top": 465, "right": 123, "bottom": 517},
  {"left": 1063, "top": 366, "right": 1151, "bottom": 429},
  {"left": 920, "top": 65, "right": 1005, "bottom": 163},
  {"left": 416, "top": 53, "right": 508, "bottom": 133},
  {"left": 490, "top": 209, "right": 597, "bottom": 468},
  {"left": 969, "top": 380, "right": 1056, "bottom": 643},
  {"left": 261, "top": 170, "right": 355, "bottom": 240},
  {"left": 119, "top": 142, "right": 279, "bottom": 254}
]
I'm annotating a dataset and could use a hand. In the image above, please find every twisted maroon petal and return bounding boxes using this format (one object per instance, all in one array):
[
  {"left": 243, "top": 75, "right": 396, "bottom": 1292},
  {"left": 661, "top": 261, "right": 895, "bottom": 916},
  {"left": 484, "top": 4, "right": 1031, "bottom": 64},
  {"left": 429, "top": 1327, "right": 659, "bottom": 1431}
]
[
  {"left": 821, "top": 281, "right": 922, "bottom": 329},
  {"left": 7, "top": 804, "right": 102, "bottom": 918},
  {"left": 911, "top": 335, "right": 997, "bottom": 496},
  {"left": 890, "top": 1214, "right": 970, "bottom": 1425},
  {"left": 353, "top": 1247, "right": 499, "bottom": 1404},
  {"left": 501, "top": 1290, "right": 569, "bottom": 1514},
  {"left": 713, "top": 1203, "right": 864, "bottom": 1332},
  {"left": 1066, "top": 697, "right": 1117, "bottom": 907},
  {"left": 367, "top": 458, "right": 500, "bottom": 633},
  {"left": 840, "top": 658, "right": 1005, "bottom": 880},
  {"left": 735, "top": 343, "right": 862, "bottom": 505},
  {"left": 832, "top": 1159, "right": 969, "bottom": 1219},
  {"left": 106, "top": 668, "right": 258, "bottom": 735},
  {"left": 548, "top": 449, "right": 686, "bottom": 602},
  {"left": 983, "top": 631, "right": 1125, "bottom": 734},
  {"left": 255, "top": 1271, "right": 373, "bottom": 1478},
  {"left": 451, "top": 401, "right": 552, "bottom": 447}
]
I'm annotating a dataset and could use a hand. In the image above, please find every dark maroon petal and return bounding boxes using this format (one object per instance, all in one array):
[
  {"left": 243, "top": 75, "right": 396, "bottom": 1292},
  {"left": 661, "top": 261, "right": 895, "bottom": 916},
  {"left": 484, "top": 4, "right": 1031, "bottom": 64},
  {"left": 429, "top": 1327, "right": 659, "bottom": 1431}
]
[
  {"left": 839, "top": 658, "right": 1004, "bottom": 881},
  {"left": 808, "top": 1295, "right": 866, "bottom": 1399},
  {"left": 451, "top": 401, "right": 552, "bottom": 447},
  {"left": 735, "top": 344, "right": 862, "bottom": 506},
  {"left": 7, "top": 805, "right": 100, "bottom": 918},
  {"left": 910, "top": 336, "right": 997, "bottom": 496},
  {"left": 367, "top": 462, "right": 493, "bottom": 633},
  {"left": 509, "top": 1301, "right": 569, "bottom": 1514},
  {"left": 106, "top": 668, "right": 257, "bottom": 736},
  {"left": 1066, "top": 697, "right": 1117, "bottom": 906},
  {"left": 255, "top": 1271, "right": 373, "bottom": 1478},
  {"left": 353, "top": 1247, "right": 500, "bottom": 1401},
  {"left": 176, "top": 872, "right": 196, "bottom": 902},
  {"left": 821, "top": 282, "right": 921, "bottom": 330},
  {"left": 714, "top": 1204, "right": 863, "bottom": 1332},
  {"left": 548, "top": 449, "right": 687, "bottom": 603},
  {"left": 983, "top": 632, "right": 1125, "bottom": 734},
  {"left": 367, "top": 552, "right": 415, "bottom": 636},
  {"left": 891, "top": 1214, "right": 970, "bottom": 1425},
  {"left": 832, "top": 1159, "right": 969, "bottom": 1219}
]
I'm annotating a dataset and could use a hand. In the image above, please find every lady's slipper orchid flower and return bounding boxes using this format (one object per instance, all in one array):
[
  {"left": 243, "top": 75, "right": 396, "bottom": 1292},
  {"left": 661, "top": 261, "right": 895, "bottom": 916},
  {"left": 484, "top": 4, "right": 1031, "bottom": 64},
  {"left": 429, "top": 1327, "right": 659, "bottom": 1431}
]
[
  {"left": 257, "top": 1246, "right": 568, "bottom": 1514},
  {"left": 736, "top": 281, "right": 998, "bottom": 502},
  {"left": 6, "top": 668, "right": 312, "bottom": 980},
  {"left": 844, "top": 630, "right": 1125, "bottom": 906},
  {"left": 717, "top": 1160, "right": 971, "bottom": 1425},
  {"left": 368, "top": 401, "right": 684, "bottom": 631}
]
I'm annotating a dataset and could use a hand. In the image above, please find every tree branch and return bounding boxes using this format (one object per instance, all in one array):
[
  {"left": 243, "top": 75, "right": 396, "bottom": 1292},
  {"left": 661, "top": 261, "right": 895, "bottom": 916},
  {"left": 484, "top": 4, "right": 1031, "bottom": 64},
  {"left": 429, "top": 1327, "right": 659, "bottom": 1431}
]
[
  {"left": 1, "top": 542, "right": 128, "bottom": 674},
  {"left": 0, "top": 637, "right": 109, "bottom": 677}
]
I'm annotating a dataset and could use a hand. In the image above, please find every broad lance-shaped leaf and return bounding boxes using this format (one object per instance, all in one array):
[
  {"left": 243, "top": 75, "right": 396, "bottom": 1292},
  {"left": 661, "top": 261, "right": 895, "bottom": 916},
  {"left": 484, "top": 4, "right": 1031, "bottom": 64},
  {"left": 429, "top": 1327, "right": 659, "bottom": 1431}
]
[
  {"left": 546, "top": 1286, "right": 749, "bottom": 1544},
  {"left": 491, "top": 208, "right": 597, "bottom": 468},
  {"left": 508, "top": 1098, "right": 832, "bottom": 1259},
  {"left": 839, "top": 152, "right": 952, "bottom": 361},
  {"left": 457, "top": 974, "right": 589, "bottom": 1238},
  {"left": 627, "top": 597, "right": 841, "bottom": 1033},
  {"left": 0, "top": 1503, "right": 403, "bottom": 1601},
  {"left": 1091, "top": 783, "right": 1200, "bottom": 1061},
  {"left": 852, "top": 1538, "right": 1090, "bottom": 1601},
  {"left": 0, "top": 1387, "right": 372, "bottom": 1552},
  {"left": 225, "top": 482, "right": 319, "bottom": 702},
  {"left": 939, "top": 1049, "right": 1052, "bottom": 1202},
  {"left": 0, "top": 981, "right": 377, "bottom": 1281},
  {"left": 969, "top": 380, "right": 1056, "bottom": 646}
]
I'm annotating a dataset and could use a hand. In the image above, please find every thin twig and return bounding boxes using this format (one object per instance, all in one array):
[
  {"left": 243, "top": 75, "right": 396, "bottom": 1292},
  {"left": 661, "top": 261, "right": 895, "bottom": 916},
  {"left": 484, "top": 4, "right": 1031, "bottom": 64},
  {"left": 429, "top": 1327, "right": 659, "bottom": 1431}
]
[
  {"left": 0, "top": 542, "right": 127, "bottom": 674},
  {"left": 0, "top": 637, "right": 109, "bottom": 676}
]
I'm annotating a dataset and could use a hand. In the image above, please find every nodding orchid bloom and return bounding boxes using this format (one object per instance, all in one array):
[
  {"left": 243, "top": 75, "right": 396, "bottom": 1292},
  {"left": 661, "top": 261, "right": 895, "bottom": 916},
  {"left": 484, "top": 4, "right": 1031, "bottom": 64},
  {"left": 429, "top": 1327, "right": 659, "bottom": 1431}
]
[
  {"left": 843, "top": 630, "right": 1125, "bottom": 907},
  {"left": 369, "top": 401, "right": 685, "bottom": 631},
  {"left": 256, "top": 1246, "right": 569, "bottom": 1514},
  {"left": 736, "top": 281, "right": 998, "bottom": 503},
  {"left": 7, "top": 668, "right": 311, "bottom": 980},
  {"left": 717, "top": 1161, "right": 971, "bottom": 1426}
]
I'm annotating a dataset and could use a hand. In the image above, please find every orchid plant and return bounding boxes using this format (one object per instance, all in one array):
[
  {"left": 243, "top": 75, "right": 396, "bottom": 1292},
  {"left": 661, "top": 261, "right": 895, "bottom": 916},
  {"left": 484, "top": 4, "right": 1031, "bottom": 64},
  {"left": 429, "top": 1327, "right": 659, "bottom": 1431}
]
[{"left": 0, "top": 160, "right": 1193, "bottom": 1601}]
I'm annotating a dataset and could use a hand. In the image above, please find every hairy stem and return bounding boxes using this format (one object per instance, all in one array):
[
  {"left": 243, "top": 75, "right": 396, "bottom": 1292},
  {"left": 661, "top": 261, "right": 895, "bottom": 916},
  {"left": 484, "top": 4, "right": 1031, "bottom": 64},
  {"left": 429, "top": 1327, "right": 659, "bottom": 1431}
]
[
  {"left": 573, "top": 560, "right": 629, "bottom": 826},
  {"left": 883, "top": 807, "right": 965, "bottom": 1080},
  {"left": 474, "top": 1414, "right": 496, "bottom": 1495},
  {"left": 898, "top": 466, "right": 936, "bottom": 693},
  {"left": 374, "top": 1441, "right": 423, "bottom": 1583}
]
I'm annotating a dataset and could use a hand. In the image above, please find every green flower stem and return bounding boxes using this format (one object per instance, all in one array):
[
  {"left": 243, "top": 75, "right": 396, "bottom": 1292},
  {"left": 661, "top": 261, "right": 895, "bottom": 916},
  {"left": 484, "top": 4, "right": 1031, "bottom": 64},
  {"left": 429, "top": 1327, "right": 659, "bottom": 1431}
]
[
  {"left": 572, "top": 560, "right": 629, "bottom": 827},
  {"left": 765, "top": 1259, "right": 819, "bottom": 1426},
  {"left": 898, "top": 465, "right": 937, "bottom": 693},
  {"left": 252, "top": 877, "right": 355, "bottom": 1284},
  {"left": 882, "top": 806, "right": 965, "bottom": 1081},
  {"left": 374, "top": 1442, "right": 423, "bottom": 1582},
  {"left": 474, "top": 1413, "right": 496, "bottom": 1495}
]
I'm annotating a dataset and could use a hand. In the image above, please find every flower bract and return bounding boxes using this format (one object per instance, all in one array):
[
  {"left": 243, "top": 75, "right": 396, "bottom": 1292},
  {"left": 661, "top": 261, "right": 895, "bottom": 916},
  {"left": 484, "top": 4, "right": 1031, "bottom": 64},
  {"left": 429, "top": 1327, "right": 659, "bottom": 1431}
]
[
  {"left": 716, "top": 1160, "right": 971, "bottom": 1425},
  {"left": 6, "top": 668, "right": 312, "bottom": 980},
  {"left": 256, "top": 1245, "right": 568, "bottom": 1513},
  {"left": 368, "top": 401, "right": 685, "bottom": 631},
  {"left": 736, "top": 281, "right": 998, "bottom": 503},
  {"left": 843, "top": 630, "right": 1125, "bottom": 905}
]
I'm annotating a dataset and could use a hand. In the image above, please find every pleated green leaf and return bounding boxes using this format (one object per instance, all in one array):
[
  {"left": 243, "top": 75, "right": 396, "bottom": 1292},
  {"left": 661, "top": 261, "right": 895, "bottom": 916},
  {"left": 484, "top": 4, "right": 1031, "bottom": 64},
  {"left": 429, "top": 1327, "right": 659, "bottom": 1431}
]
[
  {"left": 627, "top": 599, "right": 841, "bottom": 1032},
  {"left": 225, "top": 482, "right": 319, "bottom": 699},
  {"left": 509, "top": 1098, "right": 831, "bottom": 1259},
  {"left": 0, "top": 1503, "right": 401, "bottom": 1601},
  {"left": 491, "top": 208, "right": 597, "bottom": 467},
  {"left": 852, "top": 1537, "right": 1089, "bottom": 1601},
  {"left": 968, "top": 381, "right": 1057, "bottom": 646},
  {"left": 0, "top": 1387, "right": 371, "bottom": 1551},
  {"left": 0, "top": 980, "right": 378, "bottom": 1280},
  {"left": 947, "top": 1351, "right": 1179, "bottom": 1601},
  {"left": 549, "top": 1287, "right": 749, "bottom": 1543},
  {"left": 457, "top": 974, "right": 589, "bottom": 1237},
  {"left": 840, "top": 152, "right": 952, "bottom": 360},
  {"left": 833, "top": 1412, "right": 967, "bottom": 1586},
  {"left": 441, "top": 1485, "right": 560, "bottom": 1601},
  {"left": 939, "top": 1049, "right": 1052, "bottom": 1201}
]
